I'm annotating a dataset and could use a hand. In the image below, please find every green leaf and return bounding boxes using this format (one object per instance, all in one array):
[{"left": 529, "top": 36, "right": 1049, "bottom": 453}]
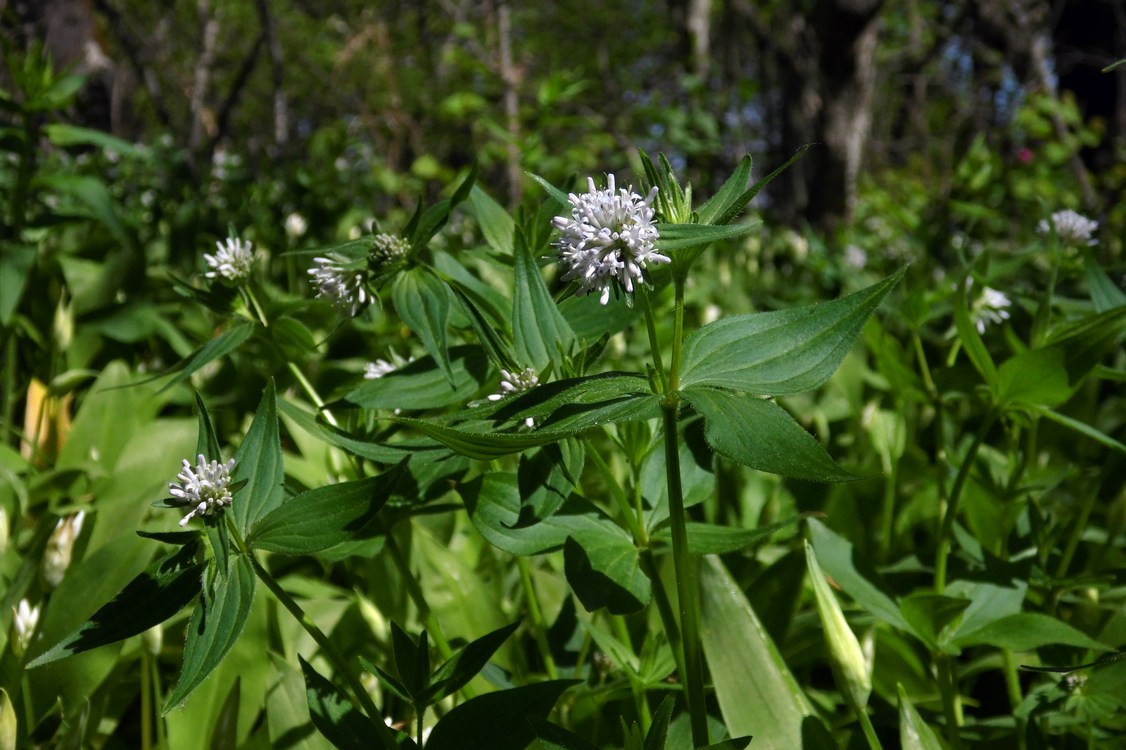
[
  {"left": 527, "top": 173, "right": 571, "bottom": 207},
  {"left": 953, "top": 286, "right": 998, "bottom": 386},
  {"left": 278, "top": 398, "right": 449, "bottom": 464},
  {"left": 700, "top": 556, "right": 814, "bottom": 749},
  {"left": 513, "top": 229, "right": 576, "bottom": 370},
  {"left": 0, "top": 688, "right": 15, "bottom": 750},
  {"left": 994, "top": 347, "right": 1073, "bottom": 409},
  {"left": 301, "top": 657, "right": 394, "bottom": 750},
  {"left": 898, "top": 594, "right": 971, "bottom": 650},
  {"left": 392, "top": 267, "right": 453, "bottom": 382},
  {"left": 711, "top": 145, "right": 809, "bottom": 228},
  {"left": 27, "top": 542, "right": 204, "bottom": 667},
  {"left": 425, "top": 622, "right": 520, "bottom": 704},
  {"left": 649, "top": 517, "right": 803, "bottom": 554},
  {"left": 656, "top": 222, "right": 759, "bottom": 252},
  {"left": 408, "top": 164, "right": 477, "bottom": 249},
  {"left": 807, "top": 519, "right": 911, "bottom": 631},
  {"left": 468, "top": 185, "right": 515, "bottom": 256},
  {"left": 155, "top": 321, "right": 255, "bottom": 394},
  {"left": 424, "top": 680, "right": 579, "bottom": 750},
  {"left": 230, "top": 381, "right": 285, "bottom": 535},
  {"left": 897, "top": 684, "right": 943, "bottom": 750},
  {"left": 953, "top": 613, "right": 1110, "bottom": 652},
  {"left": 684, "top": 389, "right": 857, "bottom": 481},
  {"left": 43, "top": 123, "right": 148, "bottom": 159},
  {"left": 695, "top": 155, "right": 752, "bottom": 226},
  {"left": 163, "top": 554, "right": 256, "bottom": 713},
  {"left": 1084, "top": 255, "right": 1126, "bottom": 313},
  {"left": 700, "top": 739, "right": 753, "bottom": 750},
  {"left": 248, "top": 465, "right": 404, "bottom": 554},
  {"left": 1030, "top": 406, "right": 1126, "bottom": 454},
  {"left": 564, "top": 517, "right": 651, "bottom": 614},
  {"left": 530, "top": 716, "right": 600, "bottom": 750},
  {"left": 194, "top": 392, "right": 222, "bottom": 460},
  {"left": 449, "top": 283, "right": 517, "bottom": 371},
  {"left": 679, "top": 269, "right": 904, "bottom": 394},
  {"left": 0, "top": 244, "right": 35, "bottom": 325},
  {"left": 460, "top": 473, "right": 604, "bottom": 556},
  {"left": 517, "top": 440, "right": 584, "bottom": 525},
  {"left": 347, "top": 345, "right": 489, "bottom": 410},
  {"left": 644, "top": 696, "right": 675, "bottom": 750},
  {"left": 806, "top": 539, "right": 871, "bottom": 708}
]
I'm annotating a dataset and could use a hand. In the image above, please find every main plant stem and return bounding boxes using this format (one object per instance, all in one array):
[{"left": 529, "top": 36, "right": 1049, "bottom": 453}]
[{"left": 661, "top": 275, "right": 708, "bottom": 747}]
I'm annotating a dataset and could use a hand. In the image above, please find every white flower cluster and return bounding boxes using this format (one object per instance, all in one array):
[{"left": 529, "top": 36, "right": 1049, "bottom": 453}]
[
  {"left": 553, "top": 175, "right": 668, "bottom": 305},
  {"left": 1038, "top": 209, "right": 1098, "bottom": 246},
  {"left": 488, "top": 367, "right": 539, "bottom": 428},
  {"left": 204, "top": 236, "right": 255, "bottom": 284},
  {"left": 364, "top": 359, "right": 396, "bottom": 380},
  {"left": 309, "top": 253, "right": 370, "bottom": 316},
  {"left": 42, "top": 511, "right": 85, "bottom": 588},
  {"left": 369, "top": 233, "right": 410, "bottom": 268},
  {"left": 971, "top": 285, "right": 1012, "bottom": 334},
  {"left": 168, "top": 454, "right": 237, "bottom": 526},
  {"left": 11, "top": 599, "right": 39, "bottom": 658}
]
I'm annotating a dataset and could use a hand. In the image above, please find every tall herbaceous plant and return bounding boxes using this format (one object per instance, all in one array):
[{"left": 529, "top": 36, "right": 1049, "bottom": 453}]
[{"left": 24, "top": 152, "right": 908, "bottom": 748}]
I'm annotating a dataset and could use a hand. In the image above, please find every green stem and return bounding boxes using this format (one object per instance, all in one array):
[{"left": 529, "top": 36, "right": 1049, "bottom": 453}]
[
  {"left": 912, "top": 331, "right": 937, "bottom": 398},
  {"left": 662, "top": 401, "right": 707, "bottom": 746},
  {"left": 668, "top": 277, "right": 686, "bottom": 395},
  {"left": 287, "top": 360, "right": 339, "bottom": 428},
  {"left": 936, "top": 655, "right": 963, "bottom": 750},
  {"left": 141, "top": 649, "right": 152, "bottom": 750},
  {"left": 935, "top": 411, "right": 996, "bottom": 594},
  {"left": 230, "top": 521, "right": 399, "bottom": 749},
  {"left": 1002, "top": 649, "right": 1028, "bottom": 750},
  {"left": 3, "top": 334, "right": 16, "bottom": 449},
  {"left": 857, "top": 706, "right": 884, "bottom": 750},
  {"left": 639, "top": 549, "right": 683, "bottom": 676},
  {"left": 638, "top": 285, "right": 666, "bottom": 393},
  {"left": 611, "top": 615, "right": 652, "bottom": 732},
  {"left": 1057, "top": 481, "right": 1099, "bottom": 580},
  {"left": 587, "top": 445, "right": 646, "bottom": 545},
  {"left": 517, "top": 556, "right": 558, "bottom": 680},
  {"left": 878, "top": 464, "right": 897, "bottom": 562}
]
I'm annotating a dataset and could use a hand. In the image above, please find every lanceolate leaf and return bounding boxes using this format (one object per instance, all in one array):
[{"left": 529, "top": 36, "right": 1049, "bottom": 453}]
[
  {"left": 468, "top": 184, "right": 515, "bottom": 256},
  {"left": 513, "top": 229, "right": 576, "bottom": 371},
  {"left": 898, "top": 685, "right": 943, "bottom": 750},
  {"left": 230, "top": 381, "right": 285, "bottom": 534},
  {"left": 248, "top": 464, "right": 405, "bottom": 554},
  {"left": 656, "top": 222, "right": 759, "bottom": 253},
  {"left": 425, "top": 621, "right": 521, "bottom": 703},
  {"left": 392, "top": 267, "right": 453, "bottom": 382},
  {"left": 953, "top": 613, "right": 1110, "bottom": 653},
  {"left": 156, "top": 321, "right": 255, "bottom": 394},
  {"left": 301, "top": 657, "right": 395, "bottom": 750},
  {"left": 700, "top": 556, "right": 814, "bottom": 749},
  {"left": 346, "top": 345, "right": 489, "bottom": 410},
  {"left": 163, "top": 554, "right": 256, "bottom": 713},
  {"left": 424, "top": 680, "right": 579, "bottom": 750},
  {"left": 679, "top": 268, "right": 904, "bottom": 394},
  {"left": 27, "top": 542, "right": 204, "bottom": 668},
  {"left": 684, "top": 389, "right": 857, "bottom": 481},
  {"left": 564, "top": 517, "right": 651, "bottom": 614},
  {"left": 695, "top": 155, "right": 752, "bottom": 226}
]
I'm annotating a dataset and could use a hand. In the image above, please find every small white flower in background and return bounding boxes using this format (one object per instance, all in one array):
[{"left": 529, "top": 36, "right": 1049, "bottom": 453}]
[
  {"left": 284, "top": 212, "right": 308, "bottom": 238},
  {"left": 11, "top": 599, "right": 40, "bottom": 658},
  {"left": 971, "top": 284, "right": 1012, "bottom": 334},
  {"left": 42, "top": 510, "right": 86, "bottom": 588},
  {"left": 168, "top": 454, "right": 237, "bottom": 526},
  {"left": 309, "top": 253, "right": 370, "bottom": 316},
  {"left": 488, "top": 367, "right": 540, "bottom": 428},
  {"left": 204, "top": 236, "right": 255, "bottom": 284},
  {"left": 843, "top": 245, "right": 868, "bottom": 270},
  {"left": 364, "top": 359, "right": 396, "bottom": 380},
  {"left": 1038, "top": 209, "right": 1098, "bottom": 246},
  {"left": 369, "top": 233, "right": 410, "bottom": 270},
  {"left": 553, "top": 174, "right": 668, "bottom": 305}
]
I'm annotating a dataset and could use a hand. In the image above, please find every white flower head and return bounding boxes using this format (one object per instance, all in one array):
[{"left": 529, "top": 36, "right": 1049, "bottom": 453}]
[
  {"left": 309, "top": 253, "right": 370, "bottom": 316},
  {"left": 42, "top": 511, "right": 86, "bottom": 588},
  {"left": 971, "top": 285, "right": 1012, "bottom": 334},
  {"left": 364, "top": 359, "right": 396, "bottom": 380},
  {"left": 204, "top": 236, "right": 255, "bottom": 284},
  {"left": 167, "top": 454, "right": 237, "bottom": 526},
  {"left": 11, "top": 599, "right": 40, "bottom": 658},
  {"left": 553, "top": 174, "right": 668, "bottom": 305},
  {"left": 285, "top": 212, "right": 308, "bottom": 238},
  {"left": 1038, "top": 209, "right": 1098, "bottom": 246},
  {"left": 488, "top": 367, "right": 540, "bottom": 428},
  {"left": 369, "top": 233, "right": 410, "bottom": 270}
]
